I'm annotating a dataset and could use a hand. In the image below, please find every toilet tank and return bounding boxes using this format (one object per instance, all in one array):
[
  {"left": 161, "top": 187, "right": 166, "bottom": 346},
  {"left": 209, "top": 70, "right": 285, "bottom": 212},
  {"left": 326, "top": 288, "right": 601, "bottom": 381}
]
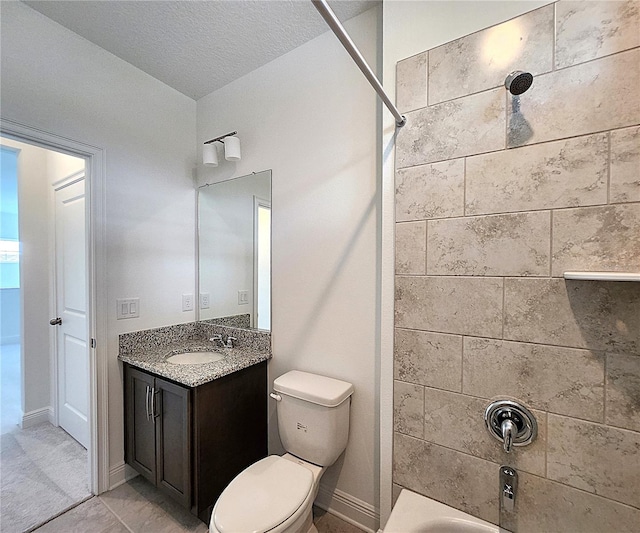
[{"left": 273, "top": 370, "right": 354, "bottom": 467}]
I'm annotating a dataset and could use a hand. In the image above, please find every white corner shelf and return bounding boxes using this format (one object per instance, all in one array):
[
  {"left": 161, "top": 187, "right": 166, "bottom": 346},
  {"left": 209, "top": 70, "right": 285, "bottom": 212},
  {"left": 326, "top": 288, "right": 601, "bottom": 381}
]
[{"left": 563, "top": 271, "right": 640, "bottom": 282}]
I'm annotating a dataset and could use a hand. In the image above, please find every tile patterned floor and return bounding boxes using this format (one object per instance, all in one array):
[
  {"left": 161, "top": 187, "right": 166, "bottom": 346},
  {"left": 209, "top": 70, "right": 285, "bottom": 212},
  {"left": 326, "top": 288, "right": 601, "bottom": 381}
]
[{"left": 33, "top": 476, "right": 366, "bottom": 533}]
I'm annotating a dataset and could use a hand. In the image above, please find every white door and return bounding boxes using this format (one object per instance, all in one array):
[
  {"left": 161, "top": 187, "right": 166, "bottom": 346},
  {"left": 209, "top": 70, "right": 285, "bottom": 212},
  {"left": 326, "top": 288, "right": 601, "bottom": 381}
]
[{"left": 54, "top": 177, "right": 89, "bottom": 448}]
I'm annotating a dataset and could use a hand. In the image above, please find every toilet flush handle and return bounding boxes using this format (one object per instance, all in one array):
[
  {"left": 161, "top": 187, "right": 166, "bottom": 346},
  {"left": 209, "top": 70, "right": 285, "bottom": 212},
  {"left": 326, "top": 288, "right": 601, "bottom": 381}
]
[{"left": 269, "top": 392, "right": 282, "bottom": 401}]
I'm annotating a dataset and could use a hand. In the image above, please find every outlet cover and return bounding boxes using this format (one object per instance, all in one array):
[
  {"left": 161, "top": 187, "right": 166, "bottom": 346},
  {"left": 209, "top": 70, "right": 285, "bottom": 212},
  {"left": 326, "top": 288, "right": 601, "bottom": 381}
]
[
  {"left": 238, "top": 290, "right": 248, "bottom": 305},
  {"left": 200, "top": 293, "right": 210, "bottom": 309},
  {"left": 182, "top": 294, "right": 194, "bottom": 312}
]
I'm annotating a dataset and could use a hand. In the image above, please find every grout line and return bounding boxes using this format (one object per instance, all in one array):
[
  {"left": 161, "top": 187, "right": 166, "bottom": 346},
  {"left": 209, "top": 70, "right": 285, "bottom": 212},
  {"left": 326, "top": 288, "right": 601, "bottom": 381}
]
[
  {"left": 25, "top": 496, "right": 95, "bottom": 533},
  {"left": 460, "top": 335, "right": 465, "bottom": 393},
  {"left": 505, "top": 90, "right": 510, "bottom": 150},
  {"left": 97, "top": 497, "right": 135, "bottom": 533},
  {"left": 607, "top": 131, "right": 612, "bottom": 204},
  {"left": 395, "top": 375, "right": 637, "bottom": 430},
  {"left": 549, "top": 210, "right": 554, "bottom": 277},
  {"left": 426, "top": 50, "right": 430, "bottom": 107},
  {"left": 545, "top": 412, "right": 549, "bottom": 478},
  {"left": 398, "top": 199, "right": 640, "bottom": 224},
  {"left": 394, "top": 327, "right": 607, "bottom": 357},
  {"left": 603, "top": 353, "right": 608, "bottom": 425},
  {"left": 552, "top": 1, "right": 557, "bottom": 71},
  {"left": 463, "top": 157, "right": 467, "bottom": 215},
  {"left": 396, "top": 122, "right": 640, "bottom": 173},
  {"left": 501, "top": 278, "right": 506, "bottom": 340},
  {"left": 424, "top": 220, "right": 429, "bottom": 275}
]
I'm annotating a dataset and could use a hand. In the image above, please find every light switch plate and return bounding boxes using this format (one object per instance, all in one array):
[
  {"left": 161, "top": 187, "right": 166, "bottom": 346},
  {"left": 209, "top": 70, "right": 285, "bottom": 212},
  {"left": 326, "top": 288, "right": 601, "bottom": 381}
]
[
  {"left": 238, "top": 290, "right": 248, "bottom": 305},
  {"left": 182, "top": 294, "right": 194, "bottom": 312},
  {"left": 117, "top": 298, "right": 139, "bottom": 319}
]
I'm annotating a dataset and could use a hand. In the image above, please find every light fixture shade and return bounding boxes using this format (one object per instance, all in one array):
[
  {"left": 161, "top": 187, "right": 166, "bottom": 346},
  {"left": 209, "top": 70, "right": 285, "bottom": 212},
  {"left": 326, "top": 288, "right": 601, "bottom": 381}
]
[
  {"left": 224, "top": 136, "right": 241, "bottom": 161},
  {"left": 203, "top": 143, "right": 218, "bottom": 166}
]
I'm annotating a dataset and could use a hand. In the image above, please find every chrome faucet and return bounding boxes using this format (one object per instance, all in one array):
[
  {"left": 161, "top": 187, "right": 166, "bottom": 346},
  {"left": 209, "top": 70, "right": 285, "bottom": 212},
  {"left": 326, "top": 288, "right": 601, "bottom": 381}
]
[
  {"left": 501, "top": 418, "right": 517, "bottom": 453},
  {"left": 500, "top": 466, "right": 518, "bottom": 513},
  {"left": 209, "top": 334, "right": 236, "bottom": 348},
  {"left": 209, "top": 334, "right": 224, "bottom": 347}
]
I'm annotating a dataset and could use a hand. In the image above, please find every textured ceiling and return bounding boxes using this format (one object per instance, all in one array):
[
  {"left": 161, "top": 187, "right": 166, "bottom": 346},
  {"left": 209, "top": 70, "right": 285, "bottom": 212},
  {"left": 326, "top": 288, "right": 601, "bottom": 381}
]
[{"left": 24, "top": 0, "right": 378, "bottom": 100}]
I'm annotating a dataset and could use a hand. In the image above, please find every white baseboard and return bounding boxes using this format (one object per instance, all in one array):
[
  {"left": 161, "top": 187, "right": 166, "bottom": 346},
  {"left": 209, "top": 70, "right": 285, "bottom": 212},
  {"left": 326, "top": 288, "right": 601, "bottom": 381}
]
[
  {"left": 108, "top": 461, "right": 139, "bottom": 491},
  {"left": 21, "top": 407, "right": 53, "bottom": 428},
  {"left": 315, "top": 484, "right": 379, "bottom": 533}
]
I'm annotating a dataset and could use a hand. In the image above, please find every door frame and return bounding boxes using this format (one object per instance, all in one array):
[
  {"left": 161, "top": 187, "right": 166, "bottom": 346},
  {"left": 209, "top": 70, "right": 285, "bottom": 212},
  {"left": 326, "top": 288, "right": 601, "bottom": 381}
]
[
  {"left": 1, "top": 117, "right": 108, "bottom": 494},
  {"left": 252, "top": 195, "right": 271, "bottom": 330}
]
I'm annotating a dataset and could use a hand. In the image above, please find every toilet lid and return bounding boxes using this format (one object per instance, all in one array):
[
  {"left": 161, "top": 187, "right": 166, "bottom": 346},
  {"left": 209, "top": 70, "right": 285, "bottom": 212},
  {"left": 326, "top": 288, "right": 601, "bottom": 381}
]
[{"left": 213, "top": 455, "right": 313, "bottom": 533}]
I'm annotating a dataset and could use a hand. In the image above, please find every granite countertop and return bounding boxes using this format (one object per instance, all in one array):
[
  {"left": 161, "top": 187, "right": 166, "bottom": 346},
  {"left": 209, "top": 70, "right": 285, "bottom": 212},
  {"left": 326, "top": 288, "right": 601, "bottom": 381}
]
[{"left": 118, "top": 339, "right": 270, "bottom": 387}]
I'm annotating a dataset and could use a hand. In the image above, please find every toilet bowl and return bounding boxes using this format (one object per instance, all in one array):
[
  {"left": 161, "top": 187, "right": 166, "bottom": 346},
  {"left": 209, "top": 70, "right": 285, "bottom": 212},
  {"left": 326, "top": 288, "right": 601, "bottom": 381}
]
[
  {"left": 210, "top": 454, "right": 324, "bottom": 533},
  {"left": 209, "top": 370, "right": 354, "bottom": 533}
]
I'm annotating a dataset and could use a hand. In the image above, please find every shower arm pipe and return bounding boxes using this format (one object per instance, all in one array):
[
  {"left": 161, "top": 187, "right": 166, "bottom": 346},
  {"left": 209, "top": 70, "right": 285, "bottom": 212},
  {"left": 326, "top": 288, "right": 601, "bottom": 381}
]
[
  {"left": 204, "top": 131, "right": 237, "bottom": 144},
  {"left": 311, "top": 0, "right": 406, "bottom": 128}
]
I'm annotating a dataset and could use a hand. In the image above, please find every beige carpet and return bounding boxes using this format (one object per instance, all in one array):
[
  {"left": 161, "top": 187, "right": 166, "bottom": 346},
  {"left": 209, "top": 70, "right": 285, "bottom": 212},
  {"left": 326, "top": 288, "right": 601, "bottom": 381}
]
[{"left": 0, "top": 422, "right": 92, "bottom": 533}]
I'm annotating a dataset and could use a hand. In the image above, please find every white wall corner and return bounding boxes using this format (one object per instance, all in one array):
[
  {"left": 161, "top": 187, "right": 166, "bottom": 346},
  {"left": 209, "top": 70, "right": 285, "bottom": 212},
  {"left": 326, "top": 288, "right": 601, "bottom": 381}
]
[
  {"left": 21, "top": 406, "right": 54, "bottom": 429},
  {"left": 108, "top": 461, "right": 139, "bottom": 491},
  {"left": 316, "top": 484, "right": 379, "bottom": 533}
]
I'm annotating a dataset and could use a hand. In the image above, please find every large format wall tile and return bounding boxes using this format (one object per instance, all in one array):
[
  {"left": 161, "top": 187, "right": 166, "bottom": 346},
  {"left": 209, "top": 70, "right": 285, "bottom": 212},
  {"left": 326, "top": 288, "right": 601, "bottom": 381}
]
[
  {"left": 556, "top": 1, "right": 640, "bottom": 69},
  {"left": 396, "top": 52, "right": 427, "bottom": 113},
  {"left": 396, "top": 159, "right": 465, "bottom": 221},
  {"left": 396, "top": 276, "right": 503, "bottom": 337},
  {"left": 396, "top": 221, "right": 426, "bottom": 275},
  {"left": 606, "top": 352, "right": 640, "bottom": 433},
  {"left": 508, "top": 49, "right": 640, "bottom": 147},
  {"left": 394, "top": 380, "right": 424, "bottom": 438},
  {"left": 465, "top": 133, "right": 609, "bottom": 215},
  {"left": 397, "top": 89, "right": 504, "bottom": 168},
  {"left": 394, "top": 328, "right": 463, "bottom": 392},
  {"left": 393, "top": 433, "right": 498, "bottom": 524},
  {"left": 428, "top": 5, "right": 553, "bottom": 105},
  {"left": 551, "top": 204, "right": 640, "bottom": 276},
  {"left": 504, "top": 278, "right": 640, "bottom": 353},
  {"left": 422, "top": 387, "right": 547, "bottom": 476},
  {"left": 547, "top": 414, "right": 640, "bottom": 508},
  {"left": 501, "top": 471, "right": 640, "bottom": 533},
  {"left": 463, "top": 337, "right": 605, "bottom": 422},
  {"left": 427, "top": 212, "right": 550, "bottom": 276},
  {"left": 610, "top": 126, "right": 640, "bottom": 204}
]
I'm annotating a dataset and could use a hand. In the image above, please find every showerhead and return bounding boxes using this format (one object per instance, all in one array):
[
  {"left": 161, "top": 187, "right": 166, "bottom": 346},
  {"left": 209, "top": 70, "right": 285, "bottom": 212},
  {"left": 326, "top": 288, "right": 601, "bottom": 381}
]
[{"left": 505, "top": 71, "right": 533, "bottom": 95}]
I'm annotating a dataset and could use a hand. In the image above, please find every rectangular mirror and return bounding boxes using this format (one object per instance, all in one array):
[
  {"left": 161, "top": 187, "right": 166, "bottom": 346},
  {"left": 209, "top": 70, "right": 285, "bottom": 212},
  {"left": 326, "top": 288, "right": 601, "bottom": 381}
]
[{"left": 197, "top": 170, "right": 271, "bottom": 330}]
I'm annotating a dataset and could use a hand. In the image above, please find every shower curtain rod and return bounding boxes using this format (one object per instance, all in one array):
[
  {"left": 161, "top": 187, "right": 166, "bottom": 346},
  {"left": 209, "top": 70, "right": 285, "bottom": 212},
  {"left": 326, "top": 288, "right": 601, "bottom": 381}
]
[{"left": 311, "top": 0, "right": 406, "bottom": 128}]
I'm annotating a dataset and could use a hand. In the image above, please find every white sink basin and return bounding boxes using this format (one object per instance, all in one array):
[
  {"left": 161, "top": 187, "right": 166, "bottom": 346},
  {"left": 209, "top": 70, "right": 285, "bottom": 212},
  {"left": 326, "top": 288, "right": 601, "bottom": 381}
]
[{"left": 166, "top": 352, "right": 224, "bottom": 365}]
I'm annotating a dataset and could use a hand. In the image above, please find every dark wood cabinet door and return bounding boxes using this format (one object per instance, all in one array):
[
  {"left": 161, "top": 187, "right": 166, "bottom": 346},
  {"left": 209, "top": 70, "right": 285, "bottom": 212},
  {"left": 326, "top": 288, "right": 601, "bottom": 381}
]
[
  {"left": 125, "top": 366, "right": 157, "bottom": 484},
  {"left": 155, "top": 377, "right": 192, "bottom": 508}
]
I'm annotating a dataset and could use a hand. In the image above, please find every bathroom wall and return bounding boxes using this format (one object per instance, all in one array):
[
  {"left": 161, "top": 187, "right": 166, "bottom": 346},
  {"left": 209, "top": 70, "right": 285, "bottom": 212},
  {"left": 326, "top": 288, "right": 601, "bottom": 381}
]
[
  {"left": 197, "top": 7, "right": 379, "bottom": 529},
  {"left": 392, "top": 1, "right": 640, "bottom": 531},
  {"left": 1, "top": 2, "right": 197, "bottom": 487}
]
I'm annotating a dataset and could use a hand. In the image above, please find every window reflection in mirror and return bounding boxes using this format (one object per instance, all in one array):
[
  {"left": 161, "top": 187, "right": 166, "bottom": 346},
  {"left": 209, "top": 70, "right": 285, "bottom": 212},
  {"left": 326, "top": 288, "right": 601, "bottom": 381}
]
[{"left": 197, "top": 170, "right": 271, "bottom": 331}]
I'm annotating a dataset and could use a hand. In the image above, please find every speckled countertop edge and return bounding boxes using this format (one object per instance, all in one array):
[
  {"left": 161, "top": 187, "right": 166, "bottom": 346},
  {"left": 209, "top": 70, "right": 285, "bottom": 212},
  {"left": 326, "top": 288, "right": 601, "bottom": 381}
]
[{"left": 118, "top": 339, "right": 271, "bottom": 388}]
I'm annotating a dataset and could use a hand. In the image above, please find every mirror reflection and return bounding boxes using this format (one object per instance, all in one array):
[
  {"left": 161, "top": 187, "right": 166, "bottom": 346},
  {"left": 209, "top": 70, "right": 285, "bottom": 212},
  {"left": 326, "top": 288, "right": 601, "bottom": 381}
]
[{"left": 197, "top": 170, "right": 271, "bottom": 330}]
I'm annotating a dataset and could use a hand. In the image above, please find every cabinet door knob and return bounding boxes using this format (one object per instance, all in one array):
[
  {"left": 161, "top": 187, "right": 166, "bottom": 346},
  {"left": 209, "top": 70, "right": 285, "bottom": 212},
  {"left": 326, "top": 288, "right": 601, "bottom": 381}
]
[{"left": 49, "top": 317, "right": 62, "bottom": 326}]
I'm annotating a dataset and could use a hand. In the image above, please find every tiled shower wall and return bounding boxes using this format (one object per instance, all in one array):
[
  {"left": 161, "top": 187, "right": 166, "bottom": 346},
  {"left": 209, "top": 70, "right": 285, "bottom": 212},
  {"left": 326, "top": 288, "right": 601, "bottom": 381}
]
[{"left": 392, "top": 2, "right": 640, "bottom": 531}]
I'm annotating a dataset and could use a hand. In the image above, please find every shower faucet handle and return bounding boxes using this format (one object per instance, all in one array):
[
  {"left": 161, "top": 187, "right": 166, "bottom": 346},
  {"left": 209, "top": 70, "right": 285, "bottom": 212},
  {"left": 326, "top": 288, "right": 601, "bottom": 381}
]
[{"left": 501, "top": 419, "right": 517, "bottom": 453}]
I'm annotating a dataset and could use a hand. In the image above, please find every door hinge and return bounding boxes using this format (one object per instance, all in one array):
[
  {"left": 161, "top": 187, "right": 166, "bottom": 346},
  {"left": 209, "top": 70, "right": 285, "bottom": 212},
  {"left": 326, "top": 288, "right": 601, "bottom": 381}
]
[{"left": 91, "top": 338, "right": 96, "bottom": 349}]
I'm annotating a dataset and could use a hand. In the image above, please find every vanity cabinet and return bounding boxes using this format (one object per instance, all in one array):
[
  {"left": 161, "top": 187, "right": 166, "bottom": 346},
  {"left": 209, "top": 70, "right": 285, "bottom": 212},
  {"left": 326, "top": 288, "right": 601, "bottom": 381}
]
[{"left": 124, "top": 361, "right": 267, "bottom": 523}]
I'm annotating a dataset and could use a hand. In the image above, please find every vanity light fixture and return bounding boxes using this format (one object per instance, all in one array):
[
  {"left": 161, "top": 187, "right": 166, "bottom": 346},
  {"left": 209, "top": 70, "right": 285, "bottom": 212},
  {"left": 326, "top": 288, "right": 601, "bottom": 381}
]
[{"left": 203, "top": 131, "right": 241, "bottom": 166}]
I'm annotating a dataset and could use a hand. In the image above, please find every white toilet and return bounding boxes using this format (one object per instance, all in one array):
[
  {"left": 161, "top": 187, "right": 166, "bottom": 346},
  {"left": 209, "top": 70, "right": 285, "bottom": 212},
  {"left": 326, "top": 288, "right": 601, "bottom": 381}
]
[{"left": 210, "top": 370, "right": 354, "bottom": 533}]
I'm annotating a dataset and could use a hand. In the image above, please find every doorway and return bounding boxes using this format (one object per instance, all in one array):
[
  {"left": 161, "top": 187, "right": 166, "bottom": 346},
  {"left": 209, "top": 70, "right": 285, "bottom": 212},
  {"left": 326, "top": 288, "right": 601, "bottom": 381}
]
[{"left": 0, "top": 120, "right": 107, "bottom": 531}]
